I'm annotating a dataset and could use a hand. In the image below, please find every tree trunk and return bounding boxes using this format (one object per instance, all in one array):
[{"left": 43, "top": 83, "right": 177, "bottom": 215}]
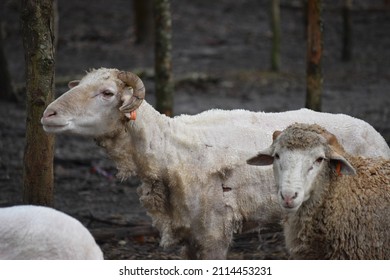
[
  {"left": 21, "top": 0, "right": 56, "bottom": 206},
  {"left": 342, "top": 0, "right": 352, "bottom": 61},
  {"left": 133, "top": 0, "right": 154, "bottom": 44},
  {"left": 53, "top": 0, "right": 59, "bottom": 49},
  {"left": 302, "top": 0, "right": 308, "bottom": 38},
  {"left": 154, "top": 0, "right": 173, "bottom": 117},
  {"left": 305, "top": 0, "right": 323, "bottom": 112},
  {"left": 270, "top": 0, "right": 281, "bottom": 72},
  {"left": 0, "top": 23, "right": 16, "bottom": 101}
]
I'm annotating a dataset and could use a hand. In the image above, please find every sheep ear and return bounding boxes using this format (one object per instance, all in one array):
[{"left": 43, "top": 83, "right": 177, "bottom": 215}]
[
  {"left": 247, "top": 146, "right": 275, "bottom": 166},
  {"left": 120, "top": 88, "right": 135, "bottom": 119},
  {"left": 120, "top": 87, "right": 133, "bottom": 106},
  {"left": 248, "top": 130, "right": 281, "bottom": 166},
  {"left": 329, "top": 151, "right": 357, "bottom": 176},
  {"left": 272, "top": 130, "right": 282, "bottom": 140},
  {"left": 68, "top": 80, "right": 80, "bottom": 89}
]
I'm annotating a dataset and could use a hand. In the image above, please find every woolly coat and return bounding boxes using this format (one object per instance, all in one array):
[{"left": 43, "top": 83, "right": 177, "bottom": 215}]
[
  {"left": 96, "top": 101, "right": 390, "bottom": 259},
  {"left": 282, "top": 142, "right": 390, "bottom": 259}
]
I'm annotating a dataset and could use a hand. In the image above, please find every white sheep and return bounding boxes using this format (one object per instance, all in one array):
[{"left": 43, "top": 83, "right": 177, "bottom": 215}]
[
  {"left": 41, "top": 68, "right": 390, "bottom": 259},
  {"left": 0, "top": 205, "right": 103, "bottom": 260},
  {"left": 247, "top": 123, "right": 390, "bottom": 259}
]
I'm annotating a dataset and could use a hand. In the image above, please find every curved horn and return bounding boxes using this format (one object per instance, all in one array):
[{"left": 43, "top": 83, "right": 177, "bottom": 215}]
[{"left": 118, "top": 71, "right": 145, "bottom": 113}]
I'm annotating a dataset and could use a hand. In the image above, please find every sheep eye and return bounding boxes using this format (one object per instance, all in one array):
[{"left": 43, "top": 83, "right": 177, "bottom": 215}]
[
  {"left": 316, "top": 157, "right": 324, "bottom": 164},
  {"left": 274, "top": 153, "right": 280, "bottom": 160},
  {"left": 102, "top": 90, "right": 114, "bottom": 97}
]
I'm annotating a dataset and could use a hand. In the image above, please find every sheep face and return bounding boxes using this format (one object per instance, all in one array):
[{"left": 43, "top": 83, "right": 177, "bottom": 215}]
[
  {"left": 273, "top": 145, "right": 330, "bottom": 211},
  {"left": 247, "top": 124, "right": 356, "bottom": 212},
  {"left": 251, "top": 143, "right": 329, "bottom": 212},
  {"left": 41, "top": 68, "right": 145, "bottom": 137}
]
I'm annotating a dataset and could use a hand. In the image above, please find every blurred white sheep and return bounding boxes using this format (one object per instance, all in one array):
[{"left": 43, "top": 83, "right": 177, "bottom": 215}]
[{"left": 0, "top": 205, "right": 103, "bottom": 260}]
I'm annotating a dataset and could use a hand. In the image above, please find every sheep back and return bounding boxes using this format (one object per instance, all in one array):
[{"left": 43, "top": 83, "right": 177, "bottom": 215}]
[{"left": 0, "top": 205, "right": 103, "bottom": 260}]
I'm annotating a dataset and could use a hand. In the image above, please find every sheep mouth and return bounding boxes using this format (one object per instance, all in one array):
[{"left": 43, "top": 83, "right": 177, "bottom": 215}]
[
  {"left": 41, "top": 118, "right": 70, "bottom": 132},
  {"left": 281, "top": 204, "right": 300, "bottom": 213},
  {"left": 42, "top": 123, "right": 69, "bottom": 132}
]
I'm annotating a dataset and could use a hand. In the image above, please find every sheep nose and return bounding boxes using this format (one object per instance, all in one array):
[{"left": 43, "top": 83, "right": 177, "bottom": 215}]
[
  {"left": 43, "top": 108, "right": 57, "bottom": 119},
  {"left": 280, "top": 191, "right": 298, "bottom": 207}
]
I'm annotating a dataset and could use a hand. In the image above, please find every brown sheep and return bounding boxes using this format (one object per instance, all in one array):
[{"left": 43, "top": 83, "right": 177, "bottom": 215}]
[{"left": 248, "top": 123, "right": 390, "bottom": 259}]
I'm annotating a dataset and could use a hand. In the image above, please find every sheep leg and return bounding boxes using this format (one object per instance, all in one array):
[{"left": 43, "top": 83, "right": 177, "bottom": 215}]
[
  {"left": 181, "top": 236, "right": 231, "bottom": 260},
  {"left": 200, "top": 226, "right": 233, "bottom": 259},
  {"left": 181, "top": 242, "right": 198, "bottom": 260},
  {"left": 199, "top": 240, "right": 230, "bottom": 259}
]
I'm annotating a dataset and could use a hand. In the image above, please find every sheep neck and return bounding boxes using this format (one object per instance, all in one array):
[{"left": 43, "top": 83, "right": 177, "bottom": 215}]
[{"left": 95, "top": 102, "right": 185, "bottom": 180}]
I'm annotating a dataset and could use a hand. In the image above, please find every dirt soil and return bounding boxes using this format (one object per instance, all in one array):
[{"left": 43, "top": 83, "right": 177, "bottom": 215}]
[{"left": 0, "top": 0, "right": 389, "bottom": 259}]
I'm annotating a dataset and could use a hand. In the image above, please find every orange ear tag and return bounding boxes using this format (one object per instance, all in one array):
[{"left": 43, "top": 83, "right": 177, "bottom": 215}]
[
  {"left": 130, "top": 111, "right": 137, "bottom": 121},
  {"left": 336, "top": 162, "right": 342, "bottom": 176}
]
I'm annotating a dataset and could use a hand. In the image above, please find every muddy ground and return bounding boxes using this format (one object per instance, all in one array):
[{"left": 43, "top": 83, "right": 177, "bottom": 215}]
[{"left": 0, "top": 0, "right": 389, "bottom": 259}]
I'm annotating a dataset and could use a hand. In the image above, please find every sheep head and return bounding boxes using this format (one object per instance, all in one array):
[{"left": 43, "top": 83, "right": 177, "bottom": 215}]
[
  {"left": 41, "top": 68, "right": 145, "bottom": 137},
  {"left": 247, "top": 123, "right": 356, "bottom": 212}
]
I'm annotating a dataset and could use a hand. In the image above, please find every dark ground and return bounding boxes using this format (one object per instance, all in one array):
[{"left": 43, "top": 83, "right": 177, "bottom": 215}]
[{"left": 0, "top": 0, "right": 389, "bottom": 259}]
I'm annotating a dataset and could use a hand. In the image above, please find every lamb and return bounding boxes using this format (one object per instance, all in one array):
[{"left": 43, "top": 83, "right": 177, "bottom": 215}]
[
  {"left": 41, "top": 68, "right": 390, "bottom": 259},
  {"left": 0, "top": 205, "right": 103, "bottom": 259},
  {"left": 247, "top": 123, "right": 390, "bottom": 259}
]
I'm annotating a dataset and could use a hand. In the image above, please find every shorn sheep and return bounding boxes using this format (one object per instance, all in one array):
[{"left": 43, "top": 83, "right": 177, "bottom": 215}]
[
  {"left": 247, "top": 123, "right": 390, "bottom": 259},
  {"left": 41, "top": 68, "right": 390, "bottom": 259},
  {"left": 0, "top": 205, "right": 103, "bottom": 259}
]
